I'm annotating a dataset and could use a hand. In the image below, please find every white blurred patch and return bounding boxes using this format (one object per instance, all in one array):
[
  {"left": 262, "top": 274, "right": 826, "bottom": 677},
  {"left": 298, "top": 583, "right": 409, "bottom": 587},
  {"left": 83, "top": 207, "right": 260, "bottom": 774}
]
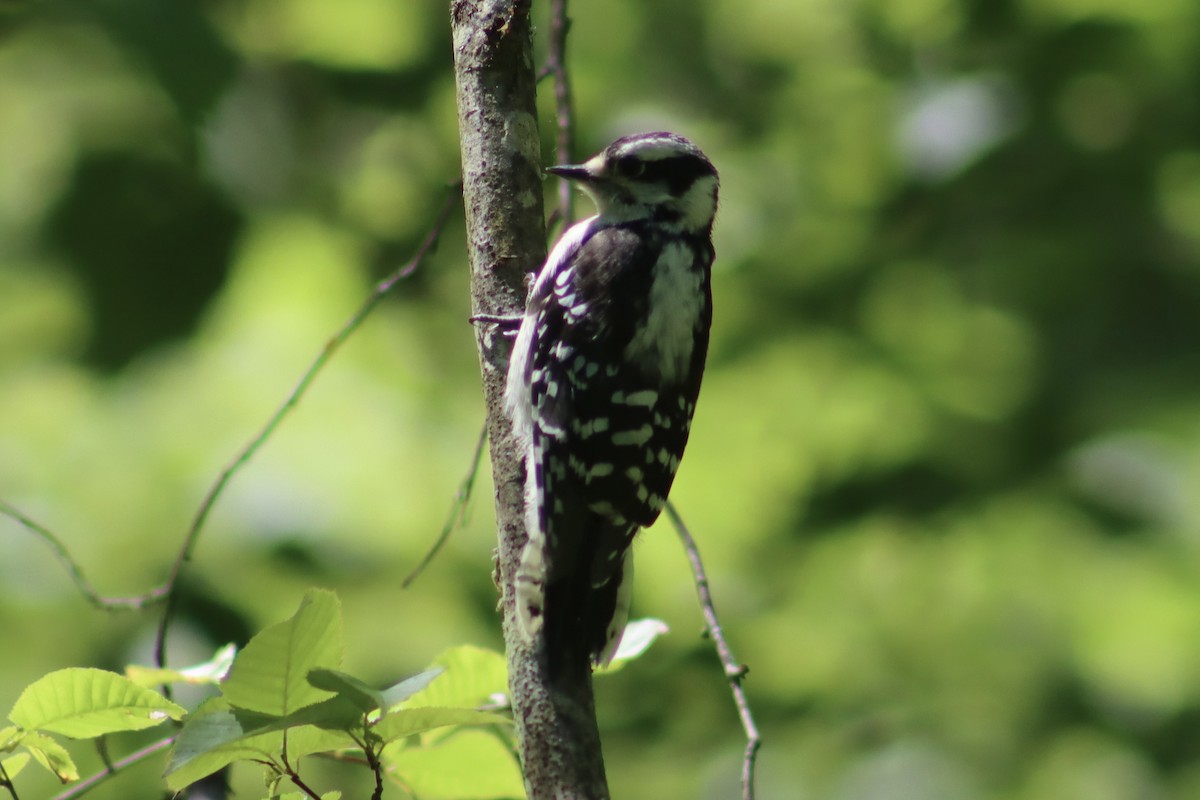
[
  {"left": 897, "top": 74, "right": 1021, "bottom": 181},
  {"left": 1066, "top": 432, "right": 1191, "bottom": 532}
]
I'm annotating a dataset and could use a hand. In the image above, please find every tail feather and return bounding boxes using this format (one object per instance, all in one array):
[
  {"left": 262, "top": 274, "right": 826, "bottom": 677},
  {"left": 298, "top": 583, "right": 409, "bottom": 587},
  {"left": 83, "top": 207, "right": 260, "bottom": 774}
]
[{"left": 541, "top": 516, "right": 634, "bottom": 682}]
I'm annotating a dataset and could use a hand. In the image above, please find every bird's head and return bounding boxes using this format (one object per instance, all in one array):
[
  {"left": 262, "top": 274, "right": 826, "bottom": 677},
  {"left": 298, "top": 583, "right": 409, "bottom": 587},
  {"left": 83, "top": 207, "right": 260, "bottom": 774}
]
[{"left": 547, "top": 132, "right": 718, "bottom": 232}]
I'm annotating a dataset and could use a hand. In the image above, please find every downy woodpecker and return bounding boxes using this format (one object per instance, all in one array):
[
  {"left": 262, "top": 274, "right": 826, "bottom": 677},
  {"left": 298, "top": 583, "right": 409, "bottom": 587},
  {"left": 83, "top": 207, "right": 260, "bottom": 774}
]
[{"left": 504, "top": 131, "right": 718, "bottom": 678}]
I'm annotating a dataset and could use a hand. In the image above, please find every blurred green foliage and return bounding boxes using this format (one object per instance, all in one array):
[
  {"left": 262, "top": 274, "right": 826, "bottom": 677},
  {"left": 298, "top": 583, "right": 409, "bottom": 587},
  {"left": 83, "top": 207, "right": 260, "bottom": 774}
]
[{"left": 2, "top": 0, "right": 1200, "bottom": 798}]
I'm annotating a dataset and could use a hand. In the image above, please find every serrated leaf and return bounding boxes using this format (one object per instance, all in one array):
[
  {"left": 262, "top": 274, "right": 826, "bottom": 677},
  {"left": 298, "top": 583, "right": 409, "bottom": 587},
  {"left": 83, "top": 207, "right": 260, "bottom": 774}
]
[
  {"left": 0, "top": 725, "right": 20, "bottom": 750},
  {"left": 384, "top": 729, "right": 524, "bottom": 799},
  {"left": 307, "top": 669, "right": 384, "bottom": 713},
  {"left": 273, "top": 792, "right": 342, "bottom": 800},
  {"left": 254, "top": 695, "right": 364, "bottom": 737},
  {"left": 8, "top": 668, "right": 185, "bottom": 738},
  {"left": 403, "top": 646, "right": 507, "bottom": 709},
  {"left": 379, "top": 668, "right": 444, "bottom": 711},
  {"left": 126, "top": 643, "right": 237, "bottom": 688},
  {"left": 0, "top": 751, "right": 30, "bottom": 779},
  {"left": 281, "top": 724, "right": 359, "bottom": 761},
  {"left": 165, "top": 696, "right": 358, "bottom": 791},
  {"left": 21, "top": 732, "right": 78, "bottom": 783},
  {"left": 222, "top": 589, "right": 343, "bottom": 716},
  {"left": 595, "top": 618, "right": 670, "bottom": 674},
  {"left": 373, "top": 707, "right": 510, "bottom": 745},
  {"left": 165, "top": 698, "right": 282, "bottom": 790}
]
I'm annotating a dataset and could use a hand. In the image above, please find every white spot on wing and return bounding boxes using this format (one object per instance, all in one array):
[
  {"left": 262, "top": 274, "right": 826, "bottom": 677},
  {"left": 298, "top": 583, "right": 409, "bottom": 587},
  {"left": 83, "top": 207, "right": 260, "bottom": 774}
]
[
  {"left": 612, "top": 425, "right": 653, "bottom": 446},
  {"left": 624, "top": 390, "right": 658, "bottom": 407}
]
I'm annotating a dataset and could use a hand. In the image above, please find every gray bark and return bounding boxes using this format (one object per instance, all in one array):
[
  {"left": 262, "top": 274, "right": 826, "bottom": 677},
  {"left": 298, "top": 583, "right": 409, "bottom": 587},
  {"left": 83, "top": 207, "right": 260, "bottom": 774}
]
[{"left": 449, "top": 1, "right": 610, "bottom": 797}]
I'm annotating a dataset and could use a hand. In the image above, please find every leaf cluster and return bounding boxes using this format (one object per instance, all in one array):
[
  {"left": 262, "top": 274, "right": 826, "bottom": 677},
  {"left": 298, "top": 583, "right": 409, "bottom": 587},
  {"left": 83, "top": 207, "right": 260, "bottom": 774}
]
[{"left": 2, "top": 590, "right": 522, "bottom": 800}]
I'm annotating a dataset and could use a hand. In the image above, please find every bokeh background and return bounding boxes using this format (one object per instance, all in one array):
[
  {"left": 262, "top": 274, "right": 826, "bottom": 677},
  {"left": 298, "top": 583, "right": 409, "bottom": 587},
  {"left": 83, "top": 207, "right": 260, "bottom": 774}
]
[{"left": 3, "top": 0, "right": 1200, "bottom": 797}]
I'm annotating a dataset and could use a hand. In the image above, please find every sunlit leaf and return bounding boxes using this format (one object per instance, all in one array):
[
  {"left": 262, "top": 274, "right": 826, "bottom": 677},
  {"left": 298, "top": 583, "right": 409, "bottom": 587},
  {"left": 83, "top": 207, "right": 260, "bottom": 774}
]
[
  {"left": 21, "top": 732, "right": 78, "bottom": 783},
  {"left": 379, "top": 668, "right": 444, "bottom": 712},
  {"left": 0, "top": 725, "right": 20, "bottom": 750},
  {"left": 8, "top": 669, "right": 185, "bottom": 738},
  {"left": 164, "top": 698, "right": 281, "bottom": 790},
  {"left": 403, "top": 646, "right": 507, "bottom": 710},
  {"left": 222, "top": 589, "right": 343, "bottom": 716},
  {"left": 254, "top": 695, "right": 364, "bottom": 738},
  {"left": 373, "top": 707, "right": 509, "bottom": 745},
  {"left": 282, "top": 724, "right": 360, "bottom": 762},
  {"left": 0, "top": 751, "right": 30, "bottom": 779},
  {"left": 307, "top": 668, "right": 384, "bottom": 713},
  {"left": 165, "top": 695, "right": 360, "bottom": 791},
  {"left": 384, "top": 728, "right": 524, "bottom": 799},
  {"left": 126, "top": 643, "right": 237, "bottom": 688}
]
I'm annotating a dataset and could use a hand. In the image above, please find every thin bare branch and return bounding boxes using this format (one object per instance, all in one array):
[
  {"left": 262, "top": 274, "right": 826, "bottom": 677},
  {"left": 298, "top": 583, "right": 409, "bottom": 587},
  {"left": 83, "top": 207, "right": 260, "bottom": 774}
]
[
  {"left": 402, "top": 422, "right": 489, "bottom": 588},
  {"left": 665, "top": 501, "right": 760, "bottom": 800},
  {"left": 50, "top": 736, "right": 175, "bottom": 800},
  {"left": 545, "top": 0, "right": 576, "bottom": 227},
  {"left": 153, "top": 183, "right": 463, "bottom": 672},
  {"left": 0, "top": 500, "right": 168, "bottom": 612}
]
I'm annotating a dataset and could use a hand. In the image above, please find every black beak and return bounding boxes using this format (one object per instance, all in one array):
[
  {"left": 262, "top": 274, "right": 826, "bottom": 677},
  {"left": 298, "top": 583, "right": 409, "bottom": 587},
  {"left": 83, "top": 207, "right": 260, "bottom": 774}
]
[{"left": 545, "top": 164, "right": 592, "bottom": 181}]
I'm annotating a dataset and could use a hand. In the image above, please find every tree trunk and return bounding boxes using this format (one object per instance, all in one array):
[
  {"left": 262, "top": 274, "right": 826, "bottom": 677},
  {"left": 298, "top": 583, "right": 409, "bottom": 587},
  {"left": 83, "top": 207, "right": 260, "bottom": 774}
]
[{"left": 449, "top": 1, "right": 610, "bottom": 797}]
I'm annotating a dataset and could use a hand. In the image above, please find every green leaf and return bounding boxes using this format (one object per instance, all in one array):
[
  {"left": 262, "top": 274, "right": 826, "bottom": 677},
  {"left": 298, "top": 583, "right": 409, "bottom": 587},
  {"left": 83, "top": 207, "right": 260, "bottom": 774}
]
[
  {"left": 280, "top": 724, "right": 359, "bottom": 762},
  {"left": 273, "top": 792, "right": 342, "bottom": 800},
  {"left": 373, "top": 707, "right": 510, "bottom": 745},
  {"left": 384, "top": 729, "right": 525, "bottom": 799},
  {"left": 126, "top": 643, "right": 237, "bottom": 688},
  {"left": 0, "top": 751, "right": 30, "bottom": 779},
  {"left": 8, "top": 668, "right": 185, "bottom": 738},
  {"left": 21, "top": 732, "right": 78, "bottom": 783},
  {"left": 254, "top": 696, "right": 364, "bottom": 738},
  {"left": 165, "top": 698, "right": 282, "bottom": 790},
  {"left": 166, "top": 696, "right": 359, "bottom": 791},
  {"left": 222, "top": 589, "right": 343, "bottom": 716},
  {"left": 595, "top": 618, "right": 670, "bottom": 674},
  {"left": 379, "top": 668, "right": 444, "bottom": 711},
  {"left": 403, "top": 646, "right": 507, "bottom": 709},
  {"left": 0, "top": 725, "right": 20, "bottom": 750},
  {"left": 307, "top": 668, "right": 384, "bottom": 713}
]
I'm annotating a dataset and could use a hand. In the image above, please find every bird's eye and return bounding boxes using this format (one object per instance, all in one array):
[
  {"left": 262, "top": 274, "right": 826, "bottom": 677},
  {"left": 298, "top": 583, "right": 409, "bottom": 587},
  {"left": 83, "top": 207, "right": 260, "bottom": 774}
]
[{"left": 615, "top": 157, "right": 646, "bottom": 178}]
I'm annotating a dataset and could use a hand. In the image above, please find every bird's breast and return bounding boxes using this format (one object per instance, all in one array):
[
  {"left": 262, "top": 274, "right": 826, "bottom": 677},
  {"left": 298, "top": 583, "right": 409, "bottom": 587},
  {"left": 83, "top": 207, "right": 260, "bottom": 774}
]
[{"left": 623, "top": 241, "right": 706, "bottom": 383}]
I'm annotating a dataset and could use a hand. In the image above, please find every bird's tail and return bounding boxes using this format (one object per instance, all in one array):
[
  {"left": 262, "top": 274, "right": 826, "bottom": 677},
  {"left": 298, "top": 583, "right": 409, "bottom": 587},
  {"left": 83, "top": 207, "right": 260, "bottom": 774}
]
[{"left": 541, "top": 519, "right": 635, "bottom": 684}]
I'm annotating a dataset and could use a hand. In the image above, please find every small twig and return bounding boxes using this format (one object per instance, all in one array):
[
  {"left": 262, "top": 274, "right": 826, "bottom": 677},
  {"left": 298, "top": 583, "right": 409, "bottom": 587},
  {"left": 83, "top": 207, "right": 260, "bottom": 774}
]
[
  {"left": 280, "top": 743, "right": 323, "bottom": 800},
  {"left": 402, "top": 423, "right": 488, "bottom": 588},
  {"left": 51, "top": 735, "right": 175, "bottom": 800},
  {"left": 665, "top": 501, "right": 760, "bottom": 800},
  {"left": 0, "top": 501, "right": 169, "bottom": 612},
  {"left": 545, "top": 0, "right": 575, "bottom": 227},
  {"left": 152, "top": 183, "right": 463, "bottom": 675},
  {"left": 1, "top": 759, "right": 19, "bottom": 800},
  {"left": 361, "top": 732, "right": 385, "bottom": 800}
]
